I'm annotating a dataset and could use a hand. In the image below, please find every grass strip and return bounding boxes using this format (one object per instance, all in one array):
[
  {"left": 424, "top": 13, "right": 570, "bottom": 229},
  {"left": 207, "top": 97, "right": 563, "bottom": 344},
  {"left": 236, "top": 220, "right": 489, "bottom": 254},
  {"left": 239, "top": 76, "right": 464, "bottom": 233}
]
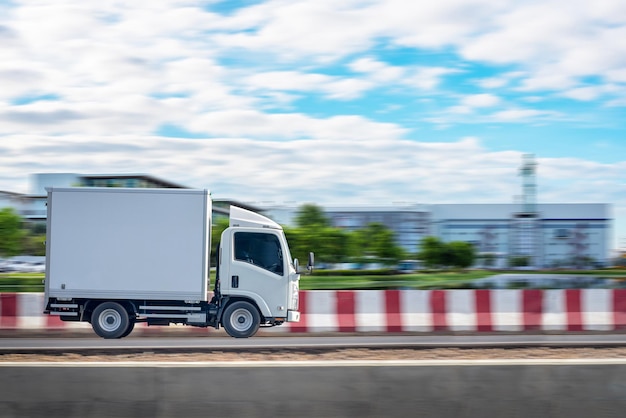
[{"left": 2, "top": 269, "right": 625, "bottom": 292}]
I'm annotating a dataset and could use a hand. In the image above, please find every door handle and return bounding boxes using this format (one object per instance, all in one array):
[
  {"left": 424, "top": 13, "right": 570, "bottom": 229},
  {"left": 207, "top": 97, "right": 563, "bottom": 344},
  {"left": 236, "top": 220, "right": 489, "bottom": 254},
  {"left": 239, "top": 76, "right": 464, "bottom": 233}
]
[{"left": 232, "top": 275, "right": 239, "bottom": 288}]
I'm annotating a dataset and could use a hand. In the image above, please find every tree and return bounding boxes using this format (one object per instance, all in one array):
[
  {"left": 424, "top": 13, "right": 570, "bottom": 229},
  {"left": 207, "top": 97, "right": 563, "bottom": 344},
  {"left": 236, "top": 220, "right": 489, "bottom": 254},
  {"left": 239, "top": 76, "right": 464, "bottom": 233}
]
[
  {"left": 285, "top": 223, "right": 351, "bottom": 265},
  {"left": 509, "top": 256, "right": 530, "bottom": 268},
  {"left": 294, "top": 204, "right": 330, "bottom": 228},
  {"left": 288, "top": 205, "right": 405, "bottom": 266},
  {"left": 21, "top": 222, "right": 46, "bottom": 256},
  {"left": 351, "top": 222, "right": 405, "bottom": 264},
  {"left": 288, "top": 205, "right": 325, "bottom": 264},
  {"left": 419, "top": 236, "right": 476, "bottom": 269},
  {"left": 447, "top": 241, "right": 475, "bottom": 269},
  {"left": 420, "top": 236, "right": 446, "bottom": 268},
  {"left": 22, "top": 234, "right": 46, "bottom": 256},
  {"left": 317, "top": 226, "right": 351, "bottom": 264},
  {"left": 0, "top": 208, "right": 23, "bottom": 257}
]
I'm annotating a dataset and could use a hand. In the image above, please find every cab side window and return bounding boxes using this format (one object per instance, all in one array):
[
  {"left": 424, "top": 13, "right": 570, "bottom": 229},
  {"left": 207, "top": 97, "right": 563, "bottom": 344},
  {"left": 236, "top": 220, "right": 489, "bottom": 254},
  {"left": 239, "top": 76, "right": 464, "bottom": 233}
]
[{"left": 234, "top": 232, "right": 284, "bottom": 275}]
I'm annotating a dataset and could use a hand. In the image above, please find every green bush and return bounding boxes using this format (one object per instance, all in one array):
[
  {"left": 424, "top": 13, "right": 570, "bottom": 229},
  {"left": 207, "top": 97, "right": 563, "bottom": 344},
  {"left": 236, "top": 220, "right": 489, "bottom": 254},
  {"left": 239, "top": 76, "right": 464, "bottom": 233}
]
[{"left": 0, "top": 274, "right": 45, "bottom": 292}]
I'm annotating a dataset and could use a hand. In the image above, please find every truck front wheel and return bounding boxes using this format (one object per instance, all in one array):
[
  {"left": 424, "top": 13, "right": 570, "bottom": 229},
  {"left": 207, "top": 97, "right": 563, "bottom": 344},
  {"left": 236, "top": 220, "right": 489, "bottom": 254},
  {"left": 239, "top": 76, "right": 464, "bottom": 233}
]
[
  {"left": 92, "top": 302, "right": 130, "bottom": 339},
  {"left": 222, "top": 301, "right": 260, "bottom": 338}
]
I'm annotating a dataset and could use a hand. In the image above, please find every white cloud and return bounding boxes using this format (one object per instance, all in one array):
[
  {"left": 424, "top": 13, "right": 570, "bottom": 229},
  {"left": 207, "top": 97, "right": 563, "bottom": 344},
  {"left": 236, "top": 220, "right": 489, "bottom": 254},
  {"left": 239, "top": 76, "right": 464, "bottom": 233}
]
[
  {"left": 447, "top": 106, "right": 472, "bottom": 115},
  {"left": 405, "top": 67, "right": 460, "bottom": 90},
  {"left": 211, "top": 0, "right": 380, "bottom": 62},
  {"left": 180, "top": 111, "right": 406, "bottom": 141},
  {"left": 371, "top": 0, "right": 503, "bottom": 49},
  {"left": 491, "top": 108, "right": 559, "bottom": 122},
  {"left": 561, "top": 86, "right": 604, "bottom": 102},
  {"left": 242, "top": 71, "right": 373, "bottom": 100},
  {"left": 462, "top": 93, "right": 500, "bottom": 108},
  {"left": 348, "top": 57, "right": 405, "bottom": 83},
  {"left": 439, "top": 96, "right": 545, "bottom": 123},
  {"left": 559, "top": 84, "right": 624, "bottom": 102},
  {"left": 477, "top": 77, "right": 509, "bottom": 89},
  {"left": 606, "top": 97, "right": 626, "bottom": 107},
  {"left": 1, "top": 135, "right": 622, "bottom": 211},
  {"left": 460, "top": 1, "right": 626, "bottom": 93},
  {"left": 205, "top": 0, "right": 626, "bottom": 99},
  {"left": 517, "top": 72, "right": 578, "bottom": 92},
  {"left": 0, "top": 0, "right": 624, "bottom": 248},
  {"left": 440, "top": 94, "right": 502, "bottom": 120},
  {"left": 2, "top": 0, "right": 623, "bottom": 135},
  {"left": 0, "top": 136, "right": 488, "bottom": 204}
]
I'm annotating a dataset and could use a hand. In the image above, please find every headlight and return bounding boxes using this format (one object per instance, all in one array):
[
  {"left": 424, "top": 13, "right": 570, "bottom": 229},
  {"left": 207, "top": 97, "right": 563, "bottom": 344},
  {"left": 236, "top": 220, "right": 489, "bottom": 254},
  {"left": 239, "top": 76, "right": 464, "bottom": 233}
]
[{"left": 291, "top": 282, "right": 299, "bottom": 310}]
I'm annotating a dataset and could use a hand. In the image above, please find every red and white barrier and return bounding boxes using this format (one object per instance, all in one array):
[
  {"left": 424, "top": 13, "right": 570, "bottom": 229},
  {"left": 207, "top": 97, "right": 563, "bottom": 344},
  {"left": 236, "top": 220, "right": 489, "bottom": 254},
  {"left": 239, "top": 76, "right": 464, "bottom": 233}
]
[
  {"left": 281, "top": 289, "right": 626, "bottom": 333},
  {"left": 2, "top": 290, "right": 626, "bottom": 334},
  {"left": 0, "top": 293, "right": 90, "bottom": 331}
]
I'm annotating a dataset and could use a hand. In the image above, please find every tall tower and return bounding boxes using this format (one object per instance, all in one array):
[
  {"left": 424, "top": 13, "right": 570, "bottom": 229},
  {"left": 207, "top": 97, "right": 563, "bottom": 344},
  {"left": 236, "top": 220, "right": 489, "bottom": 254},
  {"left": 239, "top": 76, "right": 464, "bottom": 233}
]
[
  {"left": 520, "top": 153, "right": 537, "bottom": 214},
  {"left": 510, "top": 154, "right": 540, "bottom": 267}
]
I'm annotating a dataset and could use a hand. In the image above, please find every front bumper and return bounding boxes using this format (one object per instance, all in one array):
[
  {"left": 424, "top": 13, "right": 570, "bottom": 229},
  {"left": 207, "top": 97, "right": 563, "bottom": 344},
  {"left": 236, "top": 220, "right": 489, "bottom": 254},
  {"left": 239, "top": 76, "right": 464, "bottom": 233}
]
[{"left": 287, "top": 310, "right": 300, "bottom": 322}]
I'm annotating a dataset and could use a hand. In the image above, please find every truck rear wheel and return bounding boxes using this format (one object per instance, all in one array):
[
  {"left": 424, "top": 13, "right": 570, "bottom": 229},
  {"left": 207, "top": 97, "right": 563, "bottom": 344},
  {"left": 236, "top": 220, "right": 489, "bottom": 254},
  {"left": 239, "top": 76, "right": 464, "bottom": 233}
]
[
  {"left": 222, "top": 301, "right": 260, "bottom": 338},
  {"left": 92, "top": 302, "right": 130, "bottom": 339},
  {"left": 119, "top": 318, "right": 136, "bottom": 338}
]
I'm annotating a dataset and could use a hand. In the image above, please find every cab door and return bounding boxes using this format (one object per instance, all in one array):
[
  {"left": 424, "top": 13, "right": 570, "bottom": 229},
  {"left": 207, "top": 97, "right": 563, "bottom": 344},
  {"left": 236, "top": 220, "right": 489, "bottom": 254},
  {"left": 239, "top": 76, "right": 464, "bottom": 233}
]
[{"left": 221, "top": 229, "right": 289, "bottom": 318}]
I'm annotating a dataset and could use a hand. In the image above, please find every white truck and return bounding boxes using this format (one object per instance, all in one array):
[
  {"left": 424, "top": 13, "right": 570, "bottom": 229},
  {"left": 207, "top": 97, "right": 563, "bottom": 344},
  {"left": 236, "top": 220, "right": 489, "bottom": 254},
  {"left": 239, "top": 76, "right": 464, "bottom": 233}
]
[{"left": 43, "top": 187, "right": 312, "bottom": 339}]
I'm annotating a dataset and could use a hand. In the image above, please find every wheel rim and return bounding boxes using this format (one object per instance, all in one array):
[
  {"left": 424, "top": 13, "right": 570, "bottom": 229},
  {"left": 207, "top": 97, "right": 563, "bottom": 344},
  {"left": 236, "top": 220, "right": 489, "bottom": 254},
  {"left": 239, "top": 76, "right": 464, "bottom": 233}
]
[
  {"left": 228, "top": 307, "right": 254, "bottom": 332},
  {"left": 98, "top": 308, "right": 123, "bottom": 332}
]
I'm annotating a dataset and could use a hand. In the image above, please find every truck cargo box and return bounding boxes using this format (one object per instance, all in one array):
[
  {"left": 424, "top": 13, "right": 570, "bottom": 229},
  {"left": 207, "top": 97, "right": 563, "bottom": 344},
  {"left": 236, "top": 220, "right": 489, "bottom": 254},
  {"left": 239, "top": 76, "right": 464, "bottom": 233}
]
[{"left": 45, "top": 188, "right": 211, "bottom": 301}]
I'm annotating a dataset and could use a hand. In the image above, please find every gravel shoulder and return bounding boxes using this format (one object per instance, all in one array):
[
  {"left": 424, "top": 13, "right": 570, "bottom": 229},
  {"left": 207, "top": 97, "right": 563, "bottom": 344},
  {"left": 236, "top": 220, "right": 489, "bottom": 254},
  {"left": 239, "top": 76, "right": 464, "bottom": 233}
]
[{"left": 3, "top": 347, "right": 626, "bottom": 362}]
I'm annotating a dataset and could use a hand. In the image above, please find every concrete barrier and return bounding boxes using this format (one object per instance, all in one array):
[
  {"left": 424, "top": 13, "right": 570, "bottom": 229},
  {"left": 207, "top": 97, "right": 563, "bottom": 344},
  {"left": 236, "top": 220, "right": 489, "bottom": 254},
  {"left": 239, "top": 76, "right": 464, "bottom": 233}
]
[
  {"left": 2, "top": 289, "right": 626, "bottom": 334},
  {"left": 1, "top": 360, "right": 626, "bottom": 417}
]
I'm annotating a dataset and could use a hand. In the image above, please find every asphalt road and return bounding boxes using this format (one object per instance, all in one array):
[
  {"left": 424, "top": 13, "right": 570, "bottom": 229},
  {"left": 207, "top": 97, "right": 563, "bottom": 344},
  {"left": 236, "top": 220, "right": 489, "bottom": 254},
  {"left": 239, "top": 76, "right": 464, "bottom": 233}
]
[
  {"left": 5, "top": 359, "right": 626, "bottom": 418},
  {"left": 2, "top": 333, "right": 626, "bottom": 351},
  {"left": 4, "top": 334, "right": 626, "bottom": 418}
]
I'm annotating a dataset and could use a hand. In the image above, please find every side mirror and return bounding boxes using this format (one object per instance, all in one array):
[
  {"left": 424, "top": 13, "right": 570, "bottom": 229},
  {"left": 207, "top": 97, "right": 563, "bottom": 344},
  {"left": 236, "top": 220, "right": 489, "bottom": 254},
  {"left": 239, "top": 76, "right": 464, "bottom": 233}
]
[
  {"left": 293, "top": 258, "right": 299, "bottom": 274},
  {"left": 307, "top": 252, "right": 314, "bottom": 273}
]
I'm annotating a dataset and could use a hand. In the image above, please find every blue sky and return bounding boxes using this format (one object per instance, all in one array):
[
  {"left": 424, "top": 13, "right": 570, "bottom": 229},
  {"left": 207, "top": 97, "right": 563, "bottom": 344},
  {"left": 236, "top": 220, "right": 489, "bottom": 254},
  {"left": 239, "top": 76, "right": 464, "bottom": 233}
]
[{"left": 0, "top": 0, "right": 625, "bottom": 249}]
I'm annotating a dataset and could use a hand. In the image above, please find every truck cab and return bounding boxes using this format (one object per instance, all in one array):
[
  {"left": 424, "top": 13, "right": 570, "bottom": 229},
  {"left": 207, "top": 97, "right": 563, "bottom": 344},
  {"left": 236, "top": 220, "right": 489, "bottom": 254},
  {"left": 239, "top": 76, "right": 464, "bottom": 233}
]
[
  {"left": 216, "top": 207, "right": 301, "bottom": 337},
  {"left": 216, "top": 206, "right": 300, "bottom": 336}
]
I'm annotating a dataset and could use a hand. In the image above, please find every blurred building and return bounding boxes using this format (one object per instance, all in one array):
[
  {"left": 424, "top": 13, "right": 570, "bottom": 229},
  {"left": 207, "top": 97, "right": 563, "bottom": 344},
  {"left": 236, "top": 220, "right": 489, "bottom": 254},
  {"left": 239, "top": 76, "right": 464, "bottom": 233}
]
[
  {"left": 264, "top": 202, "right": 612, "bottom": 268},
  {"left": 1, "top": 173, "right": 257, "bottom": 224},
  {"left": 0, "top": 190, "right": 27, "bottom": 211},
  {"left": 30, "top": 173, "right": 188, "bottom": 195},
  {"left": 430, "top": 203, "right": 610, "bottom": 269},
  {"left": 1, "top": 173, "right": 613, "bottom": 267},
  {"left": 12, "top": 173, "right": 190, "bottom": 222},
  {"left": 325, "top": 205, "right": 430, "bottom": 251},
  {"left": 264, "top": 155, "right": 612, "bottom": 268}
]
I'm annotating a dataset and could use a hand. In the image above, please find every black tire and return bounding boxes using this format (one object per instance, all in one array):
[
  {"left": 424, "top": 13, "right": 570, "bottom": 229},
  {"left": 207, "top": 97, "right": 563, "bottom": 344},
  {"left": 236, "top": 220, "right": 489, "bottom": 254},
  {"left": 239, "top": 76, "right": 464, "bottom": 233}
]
[
  {"left": 222, "top": 301, "right": 260, "bottom": 338},
  {"left": 119, "top": 318, "right": 136, "bottom": 338},
  {"left": 91, "top": 302, "right": 130, "bottom": 339}
]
